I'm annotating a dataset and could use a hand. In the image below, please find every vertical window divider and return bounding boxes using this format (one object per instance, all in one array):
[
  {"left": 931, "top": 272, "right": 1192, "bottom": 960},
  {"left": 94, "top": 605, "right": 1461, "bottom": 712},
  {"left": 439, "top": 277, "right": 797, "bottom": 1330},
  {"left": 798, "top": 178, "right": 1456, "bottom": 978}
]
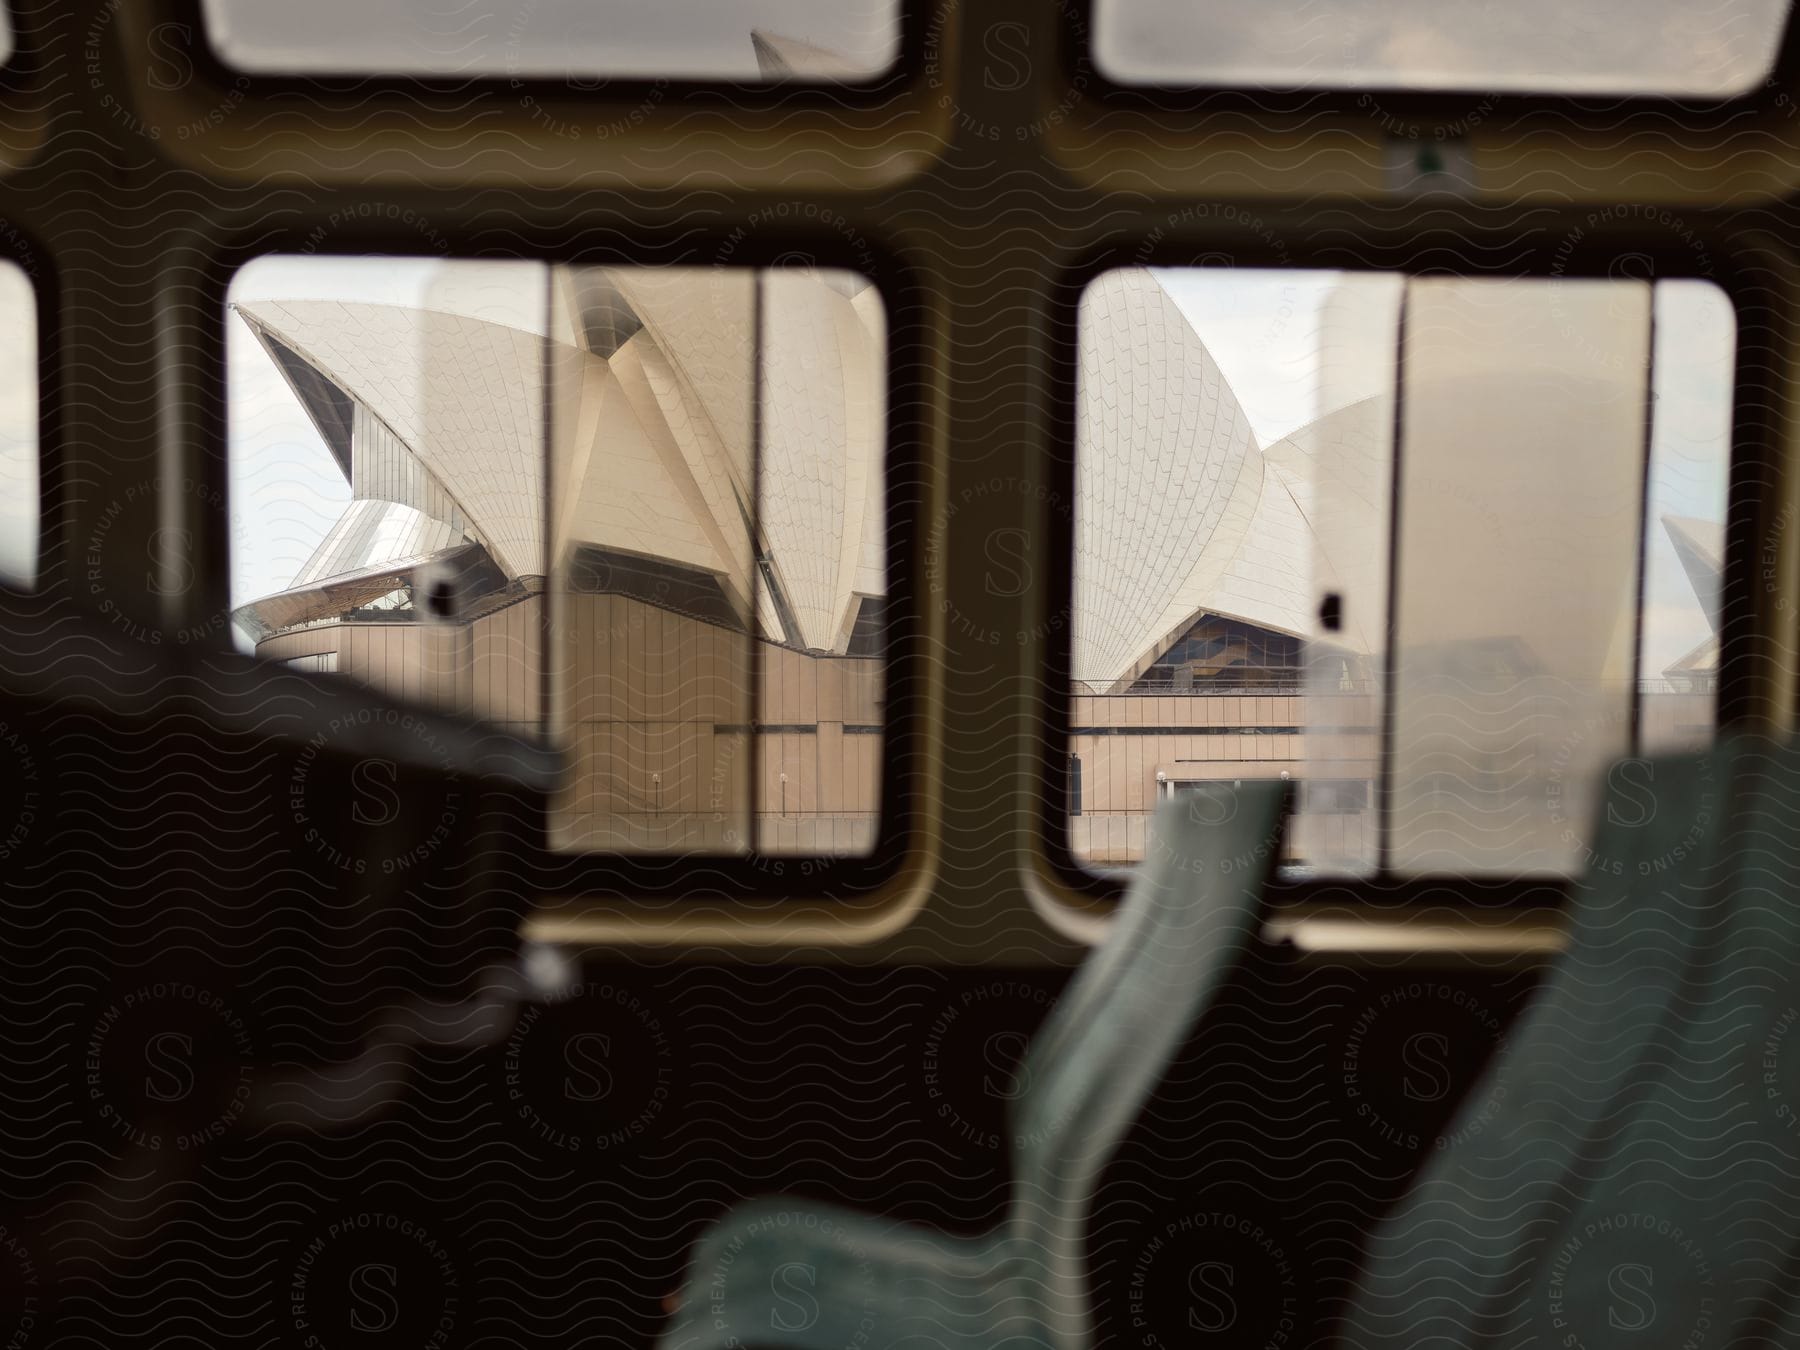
[
  {"left": 750, "top": 269, "right": 766, "bottom": 855},
  {"left": 1377, "top": 281, "right": 1411, "bottom": 878},
  {"left": 540, "top": 264, "right": 556, "bottom": 754},
  {"left": 1630, "top": 292, "right": 1659, "bottom": 756}
]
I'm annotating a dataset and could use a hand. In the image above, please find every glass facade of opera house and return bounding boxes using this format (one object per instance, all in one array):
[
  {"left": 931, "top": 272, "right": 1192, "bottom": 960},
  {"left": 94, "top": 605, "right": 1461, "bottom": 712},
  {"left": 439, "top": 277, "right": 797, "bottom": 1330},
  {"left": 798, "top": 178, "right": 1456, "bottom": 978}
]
[{"left": 229, "top": 263, "right": 1725, "bottom": 874}]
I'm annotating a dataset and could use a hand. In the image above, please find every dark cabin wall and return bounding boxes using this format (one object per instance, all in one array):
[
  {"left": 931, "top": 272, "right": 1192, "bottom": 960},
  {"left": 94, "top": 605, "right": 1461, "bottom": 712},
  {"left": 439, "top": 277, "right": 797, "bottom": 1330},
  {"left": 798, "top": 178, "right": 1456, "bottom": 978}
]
[{"left": 0, "top": 587, "right": 1535, "bottom": 1347}]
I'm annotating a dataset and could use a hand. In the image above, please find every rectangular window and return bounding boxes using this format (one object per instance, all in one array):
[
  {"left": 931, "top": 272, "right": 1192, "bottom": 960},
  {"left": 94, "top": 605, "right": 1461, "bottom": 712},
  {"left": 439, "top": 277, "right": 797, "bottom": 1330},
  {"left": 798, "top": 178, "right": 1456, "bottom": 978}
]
[
  {"left": 1071, "top": 267, "right": 1732, "bottom": 876},
  {"left": 282, "top": 651, "right": 338, "bottom": 674},
  {"left": 1641, "top": 281, "right": 1733, "bottom": 752},
  {"left": 201, "top": 0, "right": 900, "bottom": 82},
  {"left": 1094, "top": 0, "right": 1792, "bottom": 99},
  {"left": 0, "top": 260, "right": 35, "bottom": 587},
  {"left": 227, "top": 257, "right": 886, "bottom": 858}
]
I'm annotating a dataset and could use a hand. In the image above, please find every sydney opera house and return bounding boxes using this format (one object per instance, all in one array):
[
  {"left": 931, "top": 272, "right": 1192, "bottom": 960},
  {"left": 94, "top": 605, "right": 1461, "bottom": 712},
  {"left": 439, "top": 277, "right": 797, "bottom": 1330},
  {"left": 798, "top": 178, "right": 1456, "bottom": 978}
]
[{"left": 232, "top": 265, "right": 1718, "bottom": 868}]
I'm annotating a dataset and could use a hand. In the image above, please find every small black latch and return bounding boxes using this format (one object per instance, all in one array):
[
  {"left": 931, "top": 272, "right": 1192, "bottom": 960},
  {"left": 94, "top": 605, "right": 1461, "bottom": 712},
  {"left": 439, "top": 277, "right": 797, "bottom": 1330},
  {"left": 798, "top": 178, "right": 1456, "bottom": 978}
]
[
  {"left": 426, "top": 578, "right": 458, "bottom": 620},
  {"left": 1319, "top": 592, "right": 1343, "bottom": 633}
]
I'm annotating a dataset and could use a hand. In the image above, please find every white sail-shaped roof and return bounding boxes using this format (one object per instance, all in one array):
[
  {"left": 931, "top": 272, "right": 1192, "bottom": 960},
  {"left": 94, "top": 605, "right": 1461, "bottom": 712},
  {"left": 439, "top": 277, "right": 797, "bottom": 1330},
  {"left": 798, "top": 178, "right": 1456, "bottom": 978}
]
[
  {"left": 751, "top": 29, "right": 871, "bottom": 79},
  {"left": 1071, "top": 268, "right": 1298, "bottom": 687},
  {"left": 237, "top": 299, "right": 547, "bottom": 580},
  {"left": 237, "top": 269, "right": 889, "bottom": 655},
  {"left": 241, "top": 266, "right": 1356, "bottom": 673},
  {"left": 1663, "top": 513, "right": 1724, "bottom": 633},
  {"left": 1261, "top": 397, "right": 1390, "bottom": 661},
  {"left": 558, "top": 344, "right": 751, "bottom": 596},
  {"left": 759, "top": 271, "right": 887, "bottom": 650},
  {"left": 582, "top": 268, "right": 887, "bottom": 651}
]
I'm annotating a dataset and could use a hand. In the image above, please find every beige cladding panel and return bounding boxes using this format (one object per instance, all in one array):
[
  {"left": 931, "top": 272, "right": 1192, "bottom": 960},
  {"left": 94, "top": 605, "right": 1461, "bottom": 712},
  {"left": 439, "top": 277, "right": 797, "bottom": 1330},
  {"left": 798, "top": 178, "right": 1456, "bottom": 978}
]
[
  {"left": 259, "top": 624, "right": 477, "bottom": 716},
  {"left": 260, "top": 592, "right": 876, "bottom": 855},
  {"left": 816, "top": 659, "right": 845, "bottom": 723},
  {"left": 1122, "top": 737, "right": 1144, "bottom": 813},
  {"left": 551, "top": 591, "right": 882, "bottom": 854},
  {"left": 258, "top": 629, "right": 341, "bottom": 664},
  {"left": 846, "top": 661, "right": 882, "bottom": 723},
  {"left": 470, "top": 599, "right": 541, "bottom": 727},
  {"left": 641, "top": 607, "right": 670, "bottom": 724},
  {"left": 672, "top": 618, "right": 701, "bottom": 724},
  {"left": 711, "top": 728, "right": 748, "bottom": 820},
  {"left": 817, "top": 722, "right": 845, "bottom": 811},
  {"left": 754, "top": 644, "right": 781, "bottom": 723},
  {"left": 603, "top": 722, "right": 708, "bottom": 815},
  {"left": 618, "top": 603, "right": 650, "bottom": 722},
  {"left": 564, "top": 593, "right": 597, "bottom": 725}
]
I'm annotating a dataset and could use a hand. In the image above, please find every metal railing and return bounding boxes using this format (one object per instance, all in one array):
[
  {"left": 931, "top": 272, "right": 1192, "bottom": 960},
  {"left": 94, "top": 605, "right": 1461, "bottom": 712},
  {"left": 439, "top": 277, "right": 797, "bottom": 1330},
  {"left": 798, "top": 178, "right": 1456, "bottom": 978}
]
[{"left": 1069, "top": 677, "right": 1715, "bottom": 697}]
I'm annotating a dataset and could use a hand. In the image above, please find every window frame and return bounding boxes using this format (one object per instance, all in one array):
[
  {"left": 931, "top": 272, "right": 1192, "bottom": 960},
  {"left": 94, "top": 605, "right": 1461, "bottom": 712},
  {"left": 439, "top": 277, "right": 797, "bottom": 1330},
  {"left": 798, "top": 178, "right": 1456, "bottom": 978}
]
[
  {"left": 0, "top": 229, "right": 52, "bottom": 593},
  {"left": 4, "top": 0, "right": 1796, "bottom": 949},
  {"left": 1039, "top": 233, "right": 1779, "bottom": 917},
  {"left": 1077, "top": 0, "right": 1800, "bottom": 117},
  {"left": 185, "top": 0, "right": 917, "bottom": 103},
  {"left": 205, "top": 232, "right": 926, "bottom": 906}
]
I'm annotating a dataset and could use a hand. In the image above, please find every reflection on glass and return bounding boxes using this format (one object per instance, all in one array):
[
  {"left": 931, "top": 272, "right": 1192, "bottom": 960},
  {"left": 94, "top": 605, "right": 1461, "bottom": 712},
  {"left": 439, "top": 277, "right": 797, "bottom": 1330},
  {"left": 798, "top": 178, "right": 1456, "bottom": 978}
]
[
  {"left": 547, "top": 267, "right": 756, "bottom": 854},
  {"left": 1391, "top": 278, "right": 1649, "bottom": 873},
  {"left": 547, "top": 267, "right": 885, "bottom": 855},
  {"left": 1095, "top": 0, "right": 1791, "bottom": 97},
  {"left": 201, "top": 0, "right": 899, "bottom": 81},
  {"left": 1292, "top": 275, "right": 1402, "bottom": 873},
  {"left": 0, "top": 261, "right": 34, "bottom": 586}
]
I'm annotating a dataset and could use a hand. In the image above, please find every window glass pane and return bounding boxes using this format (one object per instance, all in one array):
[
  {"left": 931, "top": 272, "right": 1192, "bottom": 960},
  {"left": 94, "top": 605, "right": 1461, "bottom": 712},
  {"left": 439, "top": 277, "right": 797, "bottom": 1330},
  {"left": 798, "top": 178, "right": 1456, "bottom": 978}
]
[
  {"left": 1072, "top": 268, "right": 1342, "bottom": 869},
  {"left": 228, "top": 257, "right": 885, "bottom": 858},
  {"left": 1641, "top": 281, "right": 1733, "bottom": 753},
  {"left": 547, "top": 267, "right": 885, "bottom": 856},
  {"left": 202, "top": 0, "right": 899, "bottom": 81},
  {"left": 1293, "top": 274, "right": 1402, "bottom": 874},
  {"left": 1391, "top": 278, "right": 1650, "bottom": 874},
  {"left": 753, "top": 270, "right": 888, "bottom": 855},
  {"left": 227, "top": 256, "right": 549, "bottom": 713},
  {"left": 1072, "top": 268, "right": 1733, "bottom": 877},
  {"left": 546, "top": 267, "right": 753, "bottom": 854},
  {"left": 1094, "top": 0, "right": 1791, "bottom": 98},
  {"left": 0, "top": 261, "right": 35, "bottom": 586}
]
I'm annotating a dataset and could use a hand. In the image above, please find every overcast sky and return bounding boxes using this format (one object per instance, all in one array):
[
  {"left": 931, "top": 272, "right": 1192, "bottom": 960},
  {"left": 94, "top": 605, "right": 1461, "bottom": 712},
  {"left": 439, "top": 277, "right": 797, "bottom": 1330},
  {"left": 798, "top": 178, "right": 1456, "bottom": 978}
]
[
  {"left": 1098, "top": 0, "right": 1791, "bottom": 96},
  {"left": 201, "top": 0, "right": 1789, "bottom": 91},
  {"left": 201, "top": 0, "right": 899, "bottom": 79}
]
